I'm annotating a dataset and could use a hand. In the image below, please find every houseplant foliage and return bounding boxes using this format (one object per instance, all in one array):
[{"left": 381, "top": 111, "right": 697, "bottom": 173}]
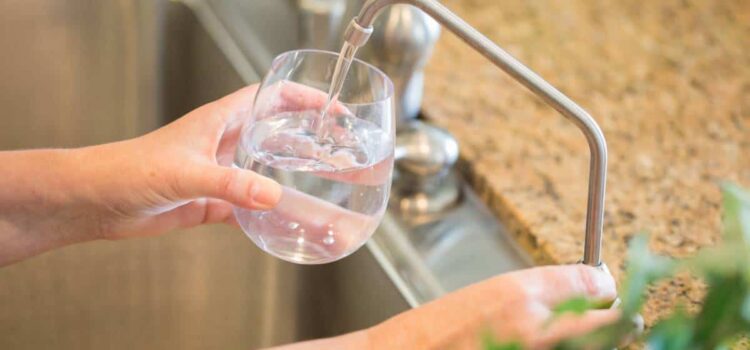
[{"left": 485, "top": 183, "right": 750, "bottom": 349}]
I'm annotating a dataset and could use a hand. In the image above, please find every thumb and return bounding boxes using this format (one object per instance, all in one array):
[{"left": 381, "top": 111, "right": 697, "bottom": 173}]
[{"left": 180, "top": 165, "right": 282, "bottom": 210}]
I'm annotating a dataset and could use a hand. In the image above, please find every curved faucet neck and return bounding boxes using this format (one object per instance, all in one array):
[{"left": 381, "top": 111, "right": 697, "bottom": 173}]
[{"left": 345, "top": 0, "right": 607, "bottom": 266}]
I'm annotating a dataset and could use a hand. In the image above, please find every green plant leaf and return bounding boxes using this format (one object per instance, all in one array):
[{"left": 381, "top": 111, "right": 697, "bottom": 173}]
[
  {"left": 619, "top": 234, "right": 677, "bottom": 316},
  {"left": 742, "top": 294, "right": 750, "bottom": 322},
  {"left": 552, "top": 296, "right": 598, "bottom": 316},
  {"left": 692, "top": 273, "right": 750, "bottom": 348},
  {"left": 481, "top": 333, "right": 523, "bottom": 350},
  {"left": 552, "top": 318, "right": 633, "bottom": 350},
  {"left": 646, "top": 309, "right": 693, "bottom": 350},
  {"left": 683, "top": 244, "right": 746, "bottom": 277},
  {"left": 721, "top": 182, "right": 750, "bottom": 247}
]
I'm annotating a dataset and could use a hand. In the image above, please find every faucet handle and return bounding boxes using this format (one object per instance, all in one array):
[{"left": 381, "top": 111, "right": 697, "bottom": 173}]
[
  {"left": 395, "top": 120, "right": 458, "bottom": 178},
  {"left": 392, "top": 120, "right": 461, "bottom": 216}
]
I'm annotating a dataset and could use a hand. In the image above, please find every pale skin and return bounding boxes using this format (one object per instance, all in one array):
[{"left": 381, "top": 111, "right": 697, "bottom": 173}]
[{"left": 0, "top": 85, "right": 619, "bottom": 349}]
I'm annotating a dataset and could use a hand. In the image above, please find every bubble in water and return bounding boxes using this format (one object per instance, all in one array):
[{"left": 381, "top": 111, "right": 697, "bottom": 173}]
[
  {"left": 354, "top": 150, "right": 368, "bottom": 164},
  {"left": 323, "top": 135, "right": 335, "bottom": 145},
  {"left": 283, "top": 145, "right": 294, "bottom": 155},
  {"left": 235, "top": 106, "right": 391, "bottom": 264}
]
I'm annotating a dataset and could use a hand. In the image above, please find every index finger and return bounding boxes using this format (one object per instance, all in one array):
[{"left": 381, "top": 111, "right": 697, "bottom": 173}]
[
  {"left": 254, "top": 80, "right": 350, "bottom": 119},
  {"left": 215, "top": 84, "right": 260, "bottom": 113}
]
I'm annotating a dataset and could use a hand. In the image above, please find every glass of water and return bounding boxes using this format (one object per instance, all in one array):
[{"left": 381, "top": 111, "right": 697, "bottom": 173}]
[{"left": 233, "top": 49, "right": 394, "bottom": 264}]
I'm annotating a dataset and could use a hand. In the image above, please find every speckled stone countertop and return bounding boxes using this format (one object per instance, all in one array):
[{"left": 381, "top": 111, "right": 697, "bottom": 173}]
[{"left": 421, "top": 0, "right": 749, "bottom": 333}]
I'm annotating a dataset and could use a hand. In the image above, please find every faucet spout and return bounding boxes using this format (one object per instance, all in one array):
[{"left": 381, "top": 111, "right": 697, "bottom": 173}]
[{"left": 344, "top": 0, "right": 608, "bottom": 266}]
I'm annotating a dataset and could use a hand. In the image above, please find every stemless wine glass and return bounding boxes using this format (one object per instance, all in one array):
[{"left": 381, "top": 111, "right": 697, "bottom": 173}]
[{"left": 232, "top": 49, "right": 394, "bottom": 264}]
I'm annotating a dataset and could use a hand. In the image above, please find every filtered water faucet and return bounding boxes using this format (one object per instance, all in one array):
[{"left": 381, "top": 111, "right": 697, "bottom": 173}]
[{"left": 343, "top": 0, "right": 608, "bottom": 266}]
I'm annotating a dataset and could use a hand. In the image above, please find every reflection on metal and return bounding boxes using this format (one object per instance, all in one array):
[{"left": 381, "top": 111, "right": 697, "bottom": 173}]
[
  {"left": 392, "top": 120, "right": 461, "bottom": 217},
  {"left": 371, "top": 182, "right": 533, "bottom": 306},
  {"left": 182, "top": 0, "right": 260, "bottom": 83},
  {"left": 361, "top": 4, "right": 441, "bottom": 124},
  {"left": 345, "top": 0, "right": 608, "bottom": 266}
]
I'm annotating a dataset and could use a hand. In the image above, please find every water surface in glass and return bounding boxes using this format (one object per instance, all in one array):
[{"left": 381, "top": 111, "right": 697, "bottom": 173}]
[{"left": 233, "top": 50, "right": 394, "bottom": 264}]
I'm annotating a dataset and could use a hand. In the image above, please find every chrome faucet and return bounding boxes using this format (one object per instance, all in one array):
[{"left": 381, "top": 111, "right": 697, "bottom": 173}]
[
  {"left": 343, "top": 0, "right": 608, "bottom": 266},
  {"left": 361, "top": 4, "right": 440, "bottom": 125}
]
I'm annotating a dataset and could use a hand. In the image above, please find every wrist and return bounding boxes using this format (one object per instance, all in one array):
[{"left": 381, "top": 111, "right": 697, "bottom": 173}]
[
  {"left": 0, "top": 148, "right": 99, "bottom": 264},
  {"left": 67, "top": 139, "right": 154, "bottom": 239}
]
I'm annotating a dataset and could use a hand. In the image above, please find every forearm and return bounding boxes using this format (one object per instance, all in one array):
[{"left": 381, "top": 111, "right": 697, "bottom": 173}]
[
  {"left": 265, "top": 330, "right": 370, "bottom": 350},
  {"left": 0, "top": 148, "right": 101, "bottom": 265},
  {"left": 263, "top": 298, "right": 490, "bottom": 350},
  {"left": 366, "top": 289, "right": 489, "bottom": 349}
]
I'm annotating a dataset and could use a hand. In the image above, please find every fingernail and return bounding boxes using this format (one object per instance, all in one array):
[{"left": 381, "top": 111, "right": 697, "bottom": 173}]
[
  {"left": 592, "top": 267, "right": 617, "bottom": 300},
  {"left": 251, "top": 176, "right": 283, "bottom": 209},
  {"left": 575, "top": 264, "right": 617, "bottom": 301}
]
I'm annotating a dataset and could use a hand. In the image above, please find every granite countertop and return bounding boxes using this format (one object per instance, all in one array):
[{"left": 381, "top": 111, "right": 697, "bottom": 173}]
[{"left": 421, "top": 0, "right": 749, "bottom": 332}]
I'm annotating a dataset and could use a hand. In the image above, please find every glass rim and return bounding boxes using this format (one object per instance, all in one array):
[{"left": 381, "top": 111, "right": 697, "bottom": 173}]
[{"left": 271, "top": 48, "right": 395, "bottom": 105}]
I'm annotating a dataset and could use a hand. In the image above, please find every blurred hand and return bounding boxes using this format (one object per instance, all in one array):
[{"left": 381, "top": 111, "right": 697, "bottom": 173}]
[
  {"left": 270, "top": 264, "right": 619, "bottom": 350},
  {"left": 369, "top": 264, "right": 619, "bottom": 349}
]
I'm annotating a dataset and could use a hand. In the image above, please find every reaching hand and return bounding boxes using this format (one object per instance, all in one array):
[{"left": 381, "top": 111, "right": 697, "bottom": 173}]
[
  {"left": 369, "top": 264, "right": 619, "bottom": 349},
  {"left": 270, "top": 264, "right": 619, "bottom": 350}
]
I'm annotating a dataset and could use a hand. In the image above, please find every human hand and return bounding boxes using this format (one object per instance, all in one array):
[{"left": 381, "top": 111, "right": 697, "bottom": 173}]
[
  {"left": 1, "top": 85, "right": 280, "bottom": 264},
  {"left": 368, "top": 264, "right": 619, "bottom": 349},
  {"left": 0, "top": 82, "right": 391, "bottom": 265},
  {"left": 67, "top": 85, "right": 284, "bottom": 240},
  {"left": 87, "top": 80, "right": 391, "bottom": 241}
]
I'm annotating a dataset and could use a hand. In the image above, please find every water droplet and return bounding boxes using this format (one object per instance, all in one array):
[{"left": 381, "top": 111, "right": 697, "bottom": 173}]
[
  {"left": 323, "top": 236, "right": 335, "bottom": 245},
  {"left": 299, "top": 228, "right": 305, "bottom": 234},
  {"left": 296, "top": 237, "right": 305, "bottom": 245},
  {"left": 327, "top": 230, "right": 335, "bottom": 236},
  {"left": 288, "top": 222, "right": 300, "bottom": 230}
]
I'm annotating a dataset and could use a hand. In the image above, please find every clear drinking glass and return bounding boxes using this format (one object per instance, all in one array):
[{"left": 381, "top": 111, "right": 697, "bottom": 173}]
[{"left": 232, "top": 49, "right": 394, "bottom": 264}]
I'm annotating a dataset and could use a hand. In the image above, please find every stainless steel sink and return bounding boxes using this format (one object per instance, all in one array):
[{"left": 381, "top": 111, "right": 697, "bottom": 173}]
[{"left": 0, "top": 1, "right": 407, "bottom": 349}]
